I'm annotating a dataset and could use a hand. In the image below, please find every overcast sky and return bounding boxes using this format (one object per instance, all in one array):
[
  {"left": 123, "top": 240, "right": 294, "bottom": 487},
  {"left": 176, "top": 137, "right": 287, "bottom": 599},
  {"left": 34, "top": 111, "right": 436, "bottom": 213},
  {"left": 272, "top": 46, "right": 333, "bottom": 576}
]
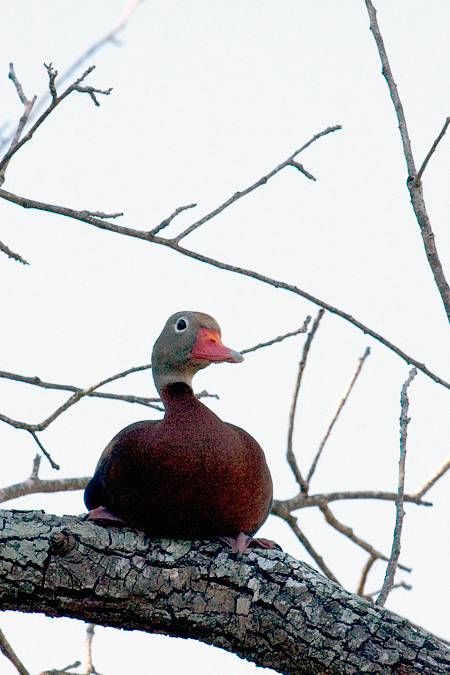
[{"left": 1, "top": 1, "right": 450, "bottom": 673}]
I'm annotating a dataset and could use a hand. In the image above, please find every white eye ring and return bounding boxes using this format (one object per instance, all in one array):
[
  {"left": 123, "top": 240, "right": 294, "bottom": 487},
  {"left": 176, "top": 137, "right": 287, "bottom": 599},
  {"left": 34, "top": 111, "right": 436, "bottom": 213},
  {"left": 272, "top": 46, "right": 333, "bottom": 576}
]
[{"left": 175, "top": 317, "right": 188, "bottom": 332}]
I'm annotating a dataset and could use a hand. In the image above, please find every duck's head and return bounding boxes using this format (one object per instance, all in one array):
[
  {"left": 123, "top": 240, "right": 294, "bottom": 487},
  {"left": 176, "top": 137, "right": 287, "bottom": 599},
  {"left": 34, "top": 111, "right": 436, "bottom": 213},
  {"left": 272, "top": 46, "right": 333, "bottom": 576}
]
[{"left": 151, "top": 311, "right": 244, "bottom": 393}]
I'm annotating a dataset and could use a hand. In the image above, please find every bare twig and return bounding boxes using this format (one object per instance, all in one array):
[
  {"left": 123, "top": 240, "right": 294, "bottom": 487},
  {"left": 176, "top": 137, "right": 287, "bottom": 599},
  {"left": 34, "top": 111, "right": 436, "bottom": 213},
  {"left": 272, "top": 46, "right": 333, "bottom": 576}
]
[
  {"left": 286, "top": 310, "right": 325, "bottom": 492},
  {"left": 376, "top": 367, "right": 417, "bottom": 606},
  {"left": 413, "top": 452, "right": 450, "bottom": 500},
  {"left": 0, "top": 66, "right": 111, "bottom": 178},
  {"left": 0, "top": 65, "right": 37, "bottom": 186},
  {"left": 364, "top": 0, "right": 450, "bottom": 322},
  {"left": 364, "top": 1, "right": 415, "bottom": 175},
  {"left": 272, "top": 490, "right": 431, "bottom": 517},
  {"left": 84, "top": 624, "right": 97, "bottom": 675},
  {"left": 7, "top": 64, "right": 37, "bottom": 150},
  {"left": 0, "top": 457, "right": 90, "bottom": 505},
  {"left": 416, "top": 117, "right": 450, "bottom": 184},
  {"left": 241, "top": 316, "right": 312, "bottom": 354},
  {"left": 29, "top": 430, "right": 59, "bottom": 470},
  {"left": 31, "top": 453, "right": 41, "bottom": 478},
  {"left": 56, "top": 0, "right": 145, "bottom": 91},
  {"left": 39, "top": 662, "right": 81, "bottom": 675},
  {"left": 288, "top": 160, "right": 316, "bottom": 180},
  {"left": 0, "top": 239, "right": 29, "bottom": 264},
  {"left": 149, "top": 203, "right": 198, "bottom": 236},
  {"left": 356, "top": 554, "right": 377, "bottom": 597},
  {"left": 0, "top": 455, "right": 89, "bottom": 506},
  {"left": 319, "top": 504, "right": 411, "bottom": 572},
  {"left": 79, "top": 210, "right": 123, "bottom": 219},
  {"left": 0, "top": 378, "right": 125, "bottom": 439},
  {"left": 283, "top": 512, "right": 341, "bottom": 585},
  {"left": 367, "top": 581, "right": 412, "bottom": 603},
  {"left": 173, "top": 126, "right": 341, "bottom": 242},
  {"left": 306, "top": 347, "right": 371, "bottom": 484},
  {"left": 0, "top": 628, "right": 30, "bottom": 675}
]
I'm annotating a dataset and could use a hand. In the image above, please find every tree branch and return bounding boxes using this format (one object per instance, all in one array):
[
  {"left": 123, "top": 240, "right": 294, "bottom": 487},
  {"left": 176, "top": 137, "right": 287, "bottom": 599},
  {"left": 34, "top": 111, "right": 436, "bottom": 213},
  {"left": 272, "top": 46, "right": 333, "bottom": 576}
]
[
  {"left": 0, "top": 454, "right": 90, "bottom": 505},
  {"left": 364, "top": 0, "right": 450, "bottom": 322},
  {"left": 319, "top": 504, "right": 411, "bottom": 572},
  {"left": 286, "top": 310, "right": 324, "bottom": 492},
  {"left": 1, "top": 510, "right": 448, "bottom": 675},
  {"left": 0, "top": 65, "right": 111, "bottom": 181},
  {"left": 0, "top": 628, "right": 30, "bottom": 675},
  {"left": 0, "top": 239, "right": 29, "bottom": 265},
  {"left": 416, "top": 117, "right": 450, "bottom": 183},
  {"left": 2, "top": 146, "right": 450, "bottom": 387},
  {"left": 173, "top": 126, "right": 341, "bottom": 242},
  {"left": 307, "top": 346, "right": 371, "bottom": 485},
  {"left": 376, "top": 368, "right": 417, "bottom": 607}
]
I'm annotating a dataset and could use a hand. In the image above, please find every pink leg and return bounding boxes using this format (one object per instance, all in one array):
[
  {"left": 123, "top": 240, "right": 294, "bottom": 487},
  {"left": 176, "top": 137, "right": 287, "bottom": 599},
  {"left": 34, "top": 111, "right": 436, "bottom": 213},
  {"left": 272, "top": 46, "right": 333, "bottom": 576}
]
[
  {"left": 87, "top": 506, "right": 128, "bottom": 526},
  {"left": 217, "top": 532, "right": 280, "bottom": 554}
]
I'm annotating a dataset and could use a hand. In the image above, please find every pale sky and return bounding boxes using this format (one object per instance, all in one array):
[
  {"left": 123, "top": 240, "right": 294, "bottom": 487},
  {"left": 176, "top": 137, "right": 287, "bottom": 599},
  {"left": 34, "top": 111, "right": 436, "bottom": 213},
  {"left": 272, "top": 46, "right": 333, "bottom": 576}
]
[{"left": 1, "top": 1, "right": 450, "bottom": 673}]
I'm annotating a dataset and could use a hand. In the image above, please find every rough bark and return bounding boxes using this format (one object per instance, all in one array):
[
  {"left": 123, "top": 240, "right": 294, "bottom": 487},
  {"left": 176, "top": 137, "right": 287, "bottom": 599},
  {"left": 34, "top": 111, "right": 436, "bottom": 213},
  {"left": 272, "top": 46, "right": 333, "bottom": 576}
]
[{"left": 0, "top": 510, "right": 448, "bottom": 675}]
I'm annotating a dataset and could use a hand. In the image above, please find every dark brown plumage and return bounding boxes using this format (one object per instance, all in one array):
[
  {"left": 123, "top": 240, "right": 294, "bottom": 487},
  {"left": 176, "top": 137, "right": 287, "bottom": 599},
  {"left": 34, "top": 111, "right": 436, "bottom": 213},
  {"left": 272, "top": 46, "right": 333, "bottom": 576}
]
[{"left": 84, "top": 311, "right": 274, "bottom": 551}]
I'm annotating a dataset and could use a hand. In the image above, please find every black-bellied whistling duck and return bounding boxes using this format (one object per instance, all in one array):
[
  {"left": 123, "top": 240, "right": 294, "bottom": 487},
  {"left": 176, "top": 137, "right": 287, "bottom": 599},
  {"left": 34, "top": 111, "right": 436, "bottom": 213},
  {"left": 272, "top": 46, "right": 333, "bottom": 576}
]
[{"left": 84, "top": 311, "right": 274, "bottom": 553}]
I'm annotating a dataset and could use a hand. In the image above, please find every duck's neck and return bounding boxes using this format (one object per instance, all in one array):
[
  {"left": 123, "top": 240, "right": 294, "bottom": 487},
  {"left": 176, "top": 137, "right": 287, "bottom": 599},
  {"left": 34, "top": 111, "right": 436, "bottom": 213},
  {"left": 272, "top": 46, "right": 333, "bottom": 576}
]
[
  {"left": 159, "top": 381, "right": 198, "bottom": 410},
  {"left": 152, "top": 367, "right": 194, "bottom": 394}
]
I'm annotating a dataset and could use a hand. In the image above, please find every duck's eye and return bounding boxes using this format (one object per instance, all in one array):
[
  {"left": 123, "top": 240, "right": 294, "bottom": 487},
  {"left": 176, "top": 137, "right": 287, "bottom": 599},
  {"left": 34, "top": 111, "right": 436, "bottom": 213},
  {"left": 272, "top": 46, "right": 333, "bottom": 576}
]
[{"left": 175, "top": 318, "right": 188, "bottom": 332}]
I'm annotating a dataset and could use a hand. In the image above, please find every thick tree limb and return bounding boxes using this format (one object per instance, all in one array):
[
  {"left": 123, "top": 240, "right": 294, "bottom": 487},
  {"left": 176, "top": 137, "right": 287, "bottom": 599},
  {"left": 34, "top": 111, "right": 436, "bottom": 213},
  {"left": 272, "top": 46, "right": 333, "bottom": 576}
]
[
  {"left": 0, "top": 511, "right": 450, "bottom": 675},
  {"left": 0, "top": 510, "right": 448, "bottom": 675}
]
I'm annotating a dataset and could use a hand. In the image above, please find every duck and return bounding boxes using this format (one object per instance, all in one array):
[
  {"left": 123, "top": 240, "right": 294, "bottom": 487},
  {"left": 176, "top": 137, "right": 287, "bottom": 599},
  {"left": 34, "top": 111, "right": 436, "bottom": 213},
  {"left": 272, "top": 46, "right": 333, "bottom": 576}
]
[{"left": 84, "top": 311, "right": 274, "bottom": 553}]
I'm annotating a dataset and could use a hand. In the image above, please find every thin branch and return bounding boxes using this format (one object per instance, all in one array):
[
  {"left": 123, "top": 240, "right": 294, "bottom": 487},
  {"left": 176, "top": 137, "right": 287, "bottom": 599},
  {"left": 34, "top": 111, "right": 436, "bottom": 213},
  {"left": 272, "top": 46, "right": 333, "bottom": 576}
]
[
  {"left": 0, "top": 65, "right": 37, "bottom": 185},
  {"left": 31, "top": 453, "right": 41, "bottom": 478},
  {"left": 0, "top": 474, "right": 90, "bottom": 505},
  {"left": 413, "top": 452, "right": 450, "bottom": 500},
  {"left": 7, "top": 64, "right": 37, "bottom": 149},
  {"left": 367, "top": 582, "right": 412, "bottom": 603},
  {"left": 29, "top": 430, "right": 59, "bottom": 470},
  {"left": 0, "top": 0, "right": 144, "bottom": 157},
  {"left": 0, "top": 239, "right": 29, "bottom": 265},
  {"left": 0, "top": 628, "right": 30, "bottom": 675},
  {"left": 306, "top": 347, "right": 371, "bottom": 484},
  {"left": 241, "top": 316, "right": 312, "bottom": 354},
  {"left": 0, "top": 66, "right": 111, "bottom": 178},
  {"left": 0, "top": 367, "right": 219, "bottom": 412},
  {"left": 282, "top": 512, "right": 341, "bottom": 585},
  {"left": 364, "top": 0, "right": 415, "bottom": 176},
  {"left": 272, "top": 490, "right": 431, "bottom": 516},
  {"left": 78, "top": 210, "right": 123, "bottom": 219},
  {"left": 0, "top": 454, "right": 89, "bottom": 504},
  {"left": 149, "top": 203, "right": 197, "bottom": 236},
  {"left": 3, "top": 178, "right": 450, "bottom": 391},
  {"left": 84, "top": 624, "right": 97, "bottom": 675},
  {"left": 416, "top": 116, "right": 450, "bottom": 183},
  {"left": 56, "top": 0, "right": 145, "bottom": 91},
  {"left": 376, "top": 367, "right": 417, "bottom": 607},
  {"left": 40, "top": 661, "right": 81, "bottom": 675},
  {"left": 173, "top": 126, "right": 341, "bottom": 242},
  {"left": 286, "top": 310, "right": 325, "bottom": 492},
  {"left": 364, "top": 0, "right": 450, "bottom": 322},
  {"left": 0, "top": 378, "right": 117, "bottom": 435},
  {"left": 356, "top": 554, "right": 377, "bottom": 597},
  {"left": 319, "top": 504, "right": 411, "bottom": 572}
]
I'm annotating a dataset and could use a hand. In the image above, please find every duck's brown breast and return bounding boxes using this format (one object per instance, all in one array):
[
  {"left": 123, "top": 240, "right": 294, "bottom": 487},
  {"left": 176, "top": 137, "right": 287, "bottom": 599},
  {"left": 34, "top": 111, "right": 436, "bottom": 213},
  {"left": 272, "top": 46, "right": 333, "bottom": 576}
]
[{"left": 87, "top": 383, "right": 272, "bottom": 539}]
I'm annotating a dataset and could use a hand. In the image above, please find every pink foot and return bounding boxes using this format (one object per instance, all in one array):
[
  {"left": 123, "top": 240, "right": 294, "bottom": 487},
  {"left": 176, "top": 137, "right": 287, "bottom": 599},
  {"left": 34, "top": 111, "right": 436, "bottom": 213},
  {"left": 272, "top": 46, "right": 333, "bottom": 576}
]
[
  {"left": 217, "top": 532, "right": 281, "bottom": 554},
  {"left": 87, "top": 506, "right": 128, "bottom": 527}
]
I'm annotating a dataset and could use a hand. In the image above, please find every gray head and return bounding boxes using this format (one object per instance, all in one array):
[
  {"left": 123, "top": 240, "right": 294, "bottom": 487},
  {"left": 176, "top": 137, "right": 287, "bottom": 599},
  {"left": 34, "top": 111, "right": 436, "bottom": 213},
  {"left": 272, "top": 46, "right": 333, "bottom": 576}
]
[{"left": 151, "top": 311, "right": 243, "bottom": 393}]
